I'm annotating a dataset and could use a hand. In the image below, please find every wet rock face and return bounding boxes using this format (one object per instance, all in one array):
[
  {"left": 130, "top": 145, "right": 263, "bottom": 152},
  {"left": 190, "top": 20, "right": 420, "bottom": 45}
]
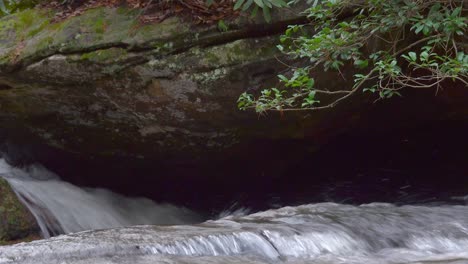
[{"left": 0, "top": 178, "right": 39, "bottom": 244}]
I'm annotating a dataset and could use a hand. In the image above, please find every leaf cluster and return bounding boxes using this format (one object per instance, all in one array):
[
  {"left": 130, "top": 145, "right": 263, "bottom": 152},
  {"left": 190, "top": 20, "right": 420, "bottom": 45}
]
[
  {"left": 232, "top": 0, "right": 288, "bottom": 22},
  {"left": 238, "top": 0, "right": 468, "bottom": 113}
]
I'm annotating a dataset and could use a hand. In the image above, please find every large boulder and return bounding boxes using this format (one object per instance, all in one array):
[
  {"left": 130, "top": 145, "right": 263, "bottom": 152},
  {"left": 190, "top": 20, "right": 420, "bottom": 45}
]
[{"left": 0, "top": 5, "right": 466, "bottom": 183}]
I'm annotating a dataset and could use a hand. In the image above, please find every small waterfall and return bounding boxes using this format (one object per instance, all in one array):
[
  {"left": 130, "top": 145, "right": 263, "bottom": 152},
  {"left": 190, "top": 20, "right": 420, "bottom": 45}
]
[
  {"left": 132, "top": 203, "right": 468, "bottom": 264},
  {"left": 0, "top": 159, "right": 201, "bottom": 238},
  {"left": 2, "top": 203, "right": 468, "bottom": 263}
]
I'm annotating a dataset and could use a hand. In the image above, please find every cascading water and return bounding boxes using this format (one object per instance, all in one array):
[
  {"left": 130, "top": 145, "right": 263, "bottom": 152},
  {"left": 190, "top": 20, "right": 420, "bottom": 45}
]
[
  {"left": 0, "top": 159, "right": 201, "bottom": 238},
  {"left": 1, "top": 159, "right": 468, "bottom": 263},
  {"left": 2, "top": 203, "right": 468, "bottom": 263}
]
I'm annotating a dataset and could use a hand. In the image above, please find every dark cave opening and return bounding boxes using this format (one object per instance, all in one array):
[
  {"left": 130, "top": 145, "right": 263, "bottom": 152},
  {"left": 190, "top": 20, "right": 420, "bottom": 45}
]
[{"left": 1, "top": 120, "right": 467, "bottom": 216}]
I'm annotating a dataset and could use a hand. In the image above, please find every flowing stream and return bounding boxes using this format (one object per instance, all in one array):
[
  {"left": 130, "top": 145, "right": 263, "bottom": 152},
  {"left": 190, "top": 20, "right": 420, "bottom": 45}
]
[
  {"left": 0, "top": 159, "right": 201, "bottom": 238},
  {"left": 1, "top": 158, "right": 468, "bottom": 263}
]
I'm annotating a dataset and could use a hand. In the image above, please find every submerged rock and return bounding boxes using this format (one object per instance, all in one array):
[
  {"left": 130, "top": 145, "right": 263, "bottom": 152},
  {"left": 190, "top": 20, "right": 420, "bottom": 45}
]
[{"left": 0, "top": 178, "right": 39, "bottom": 245}]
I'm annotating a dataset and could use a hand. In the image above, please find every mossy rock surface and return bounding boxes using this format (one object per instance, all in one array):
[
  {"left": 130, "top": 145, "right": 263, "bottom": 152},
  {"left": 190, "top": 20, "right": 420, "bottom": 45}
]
[
  {"left": 0, "top": 5, "right": 309, "bottom": 159},
  {"left": 0, "top": 178, "right": 39, "bottom": 244}
]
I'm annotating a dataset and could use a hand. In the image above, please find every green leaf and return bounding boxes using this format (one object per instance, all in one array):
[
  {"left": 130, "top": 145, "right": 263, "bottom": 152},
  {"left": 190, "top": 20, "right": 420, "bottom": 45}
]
[
  {"left": 234, "top": 0, "right": 245, "bottom": 10},
  {"left": 451, "top": 7, "right": 462, "bottom": 17},
  {"left": 254, "top": 0, "right": 264, "bottom": 8},
  {"left": 354, "top": 59, "right": 368, "bottom": 69},
  {"left": 306, "top": 78, "right": 315, "bottom": 88},
  {"left": 217, "top": 20, "right": 228, "bottom": 32},
  {"left": 262, "top": 6, "right": 271, "bottom": 22},
  {"left": 270, "top": 0, "right": 287, "bottom": 7},
  {"left": 422, "top": 26, "right": 430, "bottom": 35},
  {"left": 413, "top": 24, "right": 424, "bottom": 34},
  {"left": 0, "top": 0, "right": 8, "bottom": 14},
  {"left": 363, "top": 87, "right": 377, "bottom": 93},
  {"left": 456, "top": 52, "right": 465, "bottom": 62},
  {"left": 420, "top": 51, "right": 429, "bottom": 61},
  {"left": 242, "top": 0, "right": 254, "bottom": 10},
  {"left": 262, "top": 0, "right": 272, "bottom": 8},
  {"left": 250, "top": 5, "right": 259, "bottom": 18},
  {"left": 278, "top": 74, "right": 288, "bottom": 82}
]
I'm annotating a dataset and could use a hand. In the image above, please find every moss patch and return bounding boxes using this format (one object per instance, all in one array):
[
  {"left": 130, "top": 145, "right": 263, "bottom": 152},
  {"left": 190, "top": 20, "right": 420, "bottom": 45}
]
[
  {"left": 0, "top": 7, "right": 195, "bottom": 67},
  {"left": 0, "top": 177, "right": 39, "bottom": 243},
  {"left": 78, "top": 47, "right": 128, "bottom": 63}
]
